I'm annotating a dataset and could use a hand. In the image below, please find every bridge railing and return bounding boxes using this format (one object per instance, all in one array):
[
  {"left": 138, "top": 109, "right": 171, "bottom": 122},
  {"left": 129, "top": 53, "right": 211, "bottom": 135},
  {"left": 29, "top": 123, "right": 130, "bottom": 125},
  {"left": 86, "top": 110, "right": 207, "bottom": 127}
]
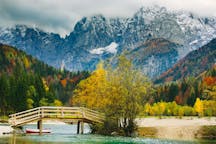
[{"left": 9, "top": 106, "right": 105, "bottom": 126}]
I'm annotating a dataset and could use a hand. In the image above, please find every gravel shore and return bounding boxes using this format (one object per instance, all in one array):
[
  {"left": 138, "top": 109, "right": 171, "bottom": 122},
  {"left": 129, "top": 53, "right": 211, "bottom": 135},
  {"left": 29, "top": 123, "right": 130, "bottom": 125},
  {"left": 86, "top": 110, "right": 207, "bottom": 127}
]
[{"left": 136, "top": 117, "right": 216, "bottom": 140}]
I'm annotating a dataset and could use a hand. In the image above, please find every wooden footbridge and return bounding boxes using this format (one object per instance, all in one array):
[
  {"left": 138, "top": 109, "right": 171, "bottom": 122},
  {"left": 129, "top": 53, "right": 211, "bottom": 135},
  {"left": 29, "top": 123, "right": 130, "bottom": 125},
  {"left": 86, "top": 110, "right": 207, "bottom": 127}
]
[{"left": 8, "top": 106, "right": 105, "bottom": 134}]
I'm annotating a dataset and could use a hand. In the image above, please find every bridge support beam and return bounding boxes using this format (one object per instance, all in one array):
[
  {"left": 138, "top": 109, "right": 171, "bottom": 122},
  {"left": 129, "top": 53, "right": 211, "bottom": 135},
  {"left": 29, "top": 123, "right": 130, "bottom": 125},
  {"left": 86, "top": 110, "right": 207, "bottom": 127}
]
[
  {"left": 77, "top": 120, "right": 84, "bottom": 134},
  {"left": 77, "top": 121, "right": 80, "bottom": 134},
  {"left": 37, "top": 120, "right": 42, "bottom": 134},
  {"left": 81, "top": 121, "right": 84, "bottom": 134}
]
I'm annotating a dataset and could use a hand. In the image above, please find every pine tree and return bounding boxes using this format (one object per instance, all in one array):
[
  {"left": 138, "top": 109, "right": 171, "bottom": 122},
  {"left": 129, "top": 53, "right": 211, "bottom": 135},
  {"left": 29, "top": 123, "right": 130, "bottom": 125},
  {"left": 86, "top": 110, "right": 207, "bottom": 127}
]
[{"left": 0, "top": 74, "right": 10, "bottom": 115}]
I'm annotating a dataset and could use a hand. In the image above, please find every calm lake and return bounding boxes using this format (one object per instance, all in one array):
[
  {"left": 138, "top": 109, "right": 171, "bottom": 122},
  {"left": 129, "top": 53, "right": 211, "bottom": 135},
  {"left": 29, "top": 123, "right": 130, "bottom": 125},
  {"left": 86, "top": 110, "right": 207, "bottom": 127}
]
[{"left": 0, "top": 124, "right": 215, "bottom": 144}]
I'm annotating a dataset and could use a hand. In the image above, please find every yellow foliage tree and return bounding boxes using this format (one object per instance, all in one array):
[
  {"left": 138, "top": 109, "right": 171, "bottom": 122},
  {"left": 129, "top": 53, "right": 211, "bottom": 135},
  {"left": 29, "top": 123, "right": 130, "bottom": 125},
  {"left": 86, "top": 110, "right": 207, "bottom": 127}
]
[
  {"left": 72, "top": 62, "right": 109, "bottom": 111},
  {"left": 158, "top": 102, "right": 166, "bottom": 118},
  {"left": 23, "top": 57, "right": 30, "bottom": 69},
  {"left": 42, "top": 78, "right": 49, "bottom": 92},
  {"left": 26, "top": 98, "right": 34, "bottom": 109},
  {"left": 53, "top": 99, "right": 63, "bottom": 106},
  {"left": 194, "top": 98, "right": 203, "bottom": 117},
  {"left": 105, "top": 55, "right": 152, "bottom": 133},
  {"left": 72, "top": 56, "right": 152, "bottom": 135},
  {"left": 144, "top": 103, "right": 151, "bottom": 116}
]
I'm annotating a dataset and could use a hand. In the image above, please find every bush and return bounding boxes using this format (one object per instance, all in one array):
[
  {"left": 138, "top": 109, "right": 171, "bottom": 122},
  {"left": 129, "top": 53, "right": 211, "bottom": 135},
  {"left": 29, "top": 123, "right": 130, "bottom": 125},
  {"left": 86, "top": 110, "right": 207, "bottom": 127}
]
[
  {"left": 143, "top": 100, "right": 216, "bottom": 117},
  {"left": 197, "top": 126, "right": 216, "bottom": 140}
]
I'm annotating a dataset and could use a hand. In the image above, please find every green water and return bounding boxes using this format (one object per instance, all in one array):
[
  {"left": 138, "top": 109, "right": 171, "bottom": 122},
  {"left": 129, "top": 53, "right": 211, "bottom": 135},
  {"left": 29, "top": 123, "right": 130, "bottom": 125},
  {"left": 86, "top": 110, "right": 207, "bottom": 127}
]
[
  {"left": 0, "top": 134, "right": 215, "bottom": 144},
  {"left": 0, "top": 124, "right": 215, "bottom": 144}
]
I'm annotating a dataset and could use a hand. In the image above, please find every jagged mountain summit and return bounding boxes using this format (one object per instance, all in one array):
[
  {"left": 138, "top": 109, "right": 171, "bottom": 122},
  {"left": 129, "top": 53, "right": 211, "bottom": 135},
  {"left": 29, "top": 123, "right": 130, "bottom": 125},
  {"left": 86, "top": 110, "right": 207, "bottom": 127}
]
[
  {"left": 0, "top": 6, "right": 216, "bottom": 78},
  {"left": 0, "top": 25, "right": 64, "bottom": 66}
]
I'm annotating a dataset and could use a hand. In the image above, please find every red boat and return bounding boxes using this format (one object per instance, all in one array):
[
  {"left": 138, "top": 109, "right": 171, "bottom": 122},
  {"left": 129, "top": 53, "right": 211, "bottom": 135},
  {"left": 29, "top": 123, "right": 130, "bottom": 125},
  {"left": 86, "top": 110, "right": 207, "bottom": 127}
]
[{"left": 26, "top": 128, "right": 51, "bottom": 134}]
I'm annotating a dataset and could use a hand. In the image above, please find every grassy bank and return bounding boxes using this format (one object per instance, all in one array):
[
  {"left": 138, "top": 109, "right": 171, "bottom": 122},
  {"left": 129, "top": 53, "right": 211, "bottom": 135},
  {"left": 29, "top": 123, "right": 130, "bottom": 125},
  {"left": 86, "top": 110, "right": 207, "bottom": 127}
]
[
  {"left": 196, "top": 126, "right": 216, "bottom": 140},
  {"left": 0, "top": 115, "right": 8, "bottom": 123}
]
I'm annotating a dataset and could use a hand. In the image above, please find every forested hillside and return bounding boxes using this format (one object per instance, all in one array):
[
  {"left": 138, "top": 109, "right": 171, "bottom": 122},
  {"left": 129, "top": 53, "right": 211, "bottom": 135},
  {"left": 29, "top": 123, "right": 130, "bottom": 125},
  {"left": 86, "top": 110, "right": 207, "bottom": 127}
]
[
  {"left": 0, "top": 44, "right": 89, "bottom": 115},
  {"left": 156, "top": 38, "right": 216, "bottom": 83},
  {"left": 153, "top": 65, "right": 216, "bottom": 106}
]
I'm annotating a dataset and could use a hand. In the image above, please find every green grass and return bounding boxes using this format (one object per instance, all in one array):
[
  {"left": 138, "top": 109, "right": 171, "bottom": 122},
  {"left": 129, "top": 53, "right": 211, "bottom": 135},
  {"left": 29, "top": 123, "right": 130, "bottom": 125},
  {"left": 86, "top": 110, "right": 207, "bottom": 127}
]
[
  {"left": 0, "top": 115, "right": 9, "bottom": 123},
  {"left": 196, "top": 126, "right": 216, "bottom": 140}
]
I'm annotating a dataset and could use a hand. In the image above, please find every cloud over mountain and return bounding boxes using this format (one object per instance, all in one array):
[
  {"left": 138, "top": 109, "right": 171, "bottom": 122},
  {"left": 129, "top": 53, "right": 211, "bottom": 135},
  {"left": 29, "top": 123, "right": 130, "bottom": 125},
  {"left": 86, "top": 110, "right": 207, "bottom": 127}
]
[{"left": 0, "top": 0, "right": 216, "bottom": 37}]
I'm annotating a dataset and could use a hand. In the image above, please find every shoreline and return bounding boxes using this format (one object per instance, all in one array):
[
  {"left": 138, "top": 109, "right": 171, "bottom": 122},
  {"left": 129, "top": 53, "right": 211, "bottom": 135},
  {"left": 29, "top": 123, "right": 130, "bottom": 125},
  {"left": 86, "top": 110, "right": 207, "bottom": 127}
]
[
  {"left": 136, "top": 117, "right": 216, "bottom": 140},
  {"left": 1, "top": 117, "right": 216, "bottom": 140},
  {"left": 0, "top": 120, "right": 67, "bottom": 135},
  {"left": 0, "top": 124, "right": 13, "bottom": 135}
]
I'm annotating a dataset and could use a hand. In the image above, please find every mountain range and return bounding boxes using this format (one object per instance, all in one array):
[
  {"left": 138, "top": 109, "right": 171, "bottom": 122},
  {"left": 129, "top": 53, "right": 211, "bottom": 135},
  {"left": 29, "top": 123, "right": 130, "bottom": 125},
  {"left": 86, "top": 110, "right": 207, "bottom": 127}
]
[{"left": 0, "top": 6, "right": 216, "bottom": 79}]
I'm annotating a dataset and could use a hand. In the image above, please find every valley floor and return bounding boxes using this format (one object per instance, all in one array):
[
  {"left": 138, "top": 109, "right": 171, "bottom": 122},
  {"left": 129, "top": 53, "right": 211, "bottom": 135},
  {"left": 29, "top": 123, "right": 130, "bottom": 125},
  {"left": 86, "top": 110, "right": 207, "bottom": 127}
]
[
  {"left": 136, "top": 117, "right": 216, "bottom": 140},
  {"left": 136, "top": 117, "right": 216, "bottom": 127}
]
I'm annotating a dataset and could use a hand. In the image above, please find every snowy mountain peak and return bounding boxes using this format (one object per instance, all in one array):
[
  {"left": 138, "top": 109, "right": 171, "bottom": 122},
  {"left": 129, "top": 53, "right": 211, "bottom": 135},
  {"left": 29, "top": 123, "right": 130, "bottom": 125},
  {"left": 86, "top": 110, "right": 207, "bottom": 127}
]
[{"left": 0, "top": 6, "right": 216, "bottom": 78}]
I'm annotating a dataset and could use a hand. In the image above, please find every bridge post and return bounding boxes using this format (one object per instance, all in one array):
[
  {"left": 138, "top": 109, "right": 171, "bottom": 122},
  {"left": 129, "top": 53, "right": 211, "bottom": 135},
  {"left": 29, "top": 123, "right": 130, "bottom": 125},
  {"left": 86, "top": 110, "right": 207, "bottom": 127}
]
[
  {"left": 37, "top": 120, "right": 42, "bottom": 134},
  {"left": 77, "top": 121, "right": 80, "bottom": 134},
  {"left": 77, "top": 120, "right": 84, "bottom": 134},
  {"left": 81, "top": 121, "right": 84, "bottom": 134}
]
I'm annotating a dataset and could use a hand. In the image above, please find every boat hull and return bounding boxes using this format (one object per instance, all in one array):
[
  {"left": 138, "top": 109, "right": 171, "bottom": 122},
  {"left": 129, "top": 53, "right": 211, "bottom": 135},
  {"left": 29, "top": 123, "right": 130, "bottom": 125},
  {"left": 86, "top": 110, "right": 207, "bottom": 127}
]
[{"left": 26, "top": 128, "right": 51, "bottom": 134}]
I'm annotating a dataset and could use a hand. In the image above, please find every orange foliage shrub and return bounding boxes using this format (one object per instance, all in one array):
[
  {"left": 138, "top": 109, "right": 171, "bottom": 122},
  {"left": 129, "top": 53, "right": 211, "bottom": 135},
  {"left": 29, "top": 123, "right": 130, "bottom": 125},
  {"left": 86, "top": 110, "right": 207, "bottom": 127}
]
[
  {"left": 60, "top": 79, "right": 67, "bottom": 87},
  {"left": 204, "top": 76, "right": 216, "bottom": 86},
  {"left": 175, "top": 95, "right": 183, "bottom": 105}
]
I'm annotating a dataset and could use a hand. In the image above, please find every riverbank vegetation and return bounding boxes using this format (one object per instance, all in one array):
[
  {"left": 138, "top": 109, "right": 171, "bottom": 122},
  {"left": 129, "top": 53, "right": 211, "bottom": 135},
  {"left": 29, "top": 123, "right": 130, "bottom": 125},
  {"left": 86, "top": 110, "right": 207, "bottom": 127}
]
[
  {"left": 72, "top": 56, "right": 153, "bottom": 136},
  {"left": 197, "top": 125, "right": 216, "bottom": 139},
  {"left": 71, "top": 57, "right": 216, "bottom": 136},
  {"left": 142, "top": 99, "right": 216, "bottom": 118}
]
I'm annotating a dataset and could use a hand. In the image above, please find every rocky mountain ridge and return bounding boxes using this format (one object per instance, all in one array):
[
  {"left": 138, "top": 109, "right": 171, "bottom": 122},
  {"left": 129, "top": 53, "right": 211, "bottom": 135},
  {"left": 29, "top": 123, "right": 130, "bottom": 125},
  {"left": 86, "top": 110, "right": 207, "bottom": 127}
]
[
  {"left": 0, "top": 6, "right": 216, "bottom": 78},
  {"left": 155, "top": 38, "right": 216, "bottom": 83}
]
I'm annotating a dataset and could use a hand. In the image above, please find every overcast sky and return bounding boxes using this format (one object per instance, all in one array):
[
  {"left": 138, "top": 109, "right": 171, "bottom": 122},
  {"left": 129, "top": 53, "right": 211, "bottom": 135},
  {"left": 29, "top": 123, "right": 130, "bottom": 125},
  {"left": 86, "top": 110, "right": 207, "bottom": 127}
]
[{"left": 0, "top": 0, "right": 216, "bottom": 37}]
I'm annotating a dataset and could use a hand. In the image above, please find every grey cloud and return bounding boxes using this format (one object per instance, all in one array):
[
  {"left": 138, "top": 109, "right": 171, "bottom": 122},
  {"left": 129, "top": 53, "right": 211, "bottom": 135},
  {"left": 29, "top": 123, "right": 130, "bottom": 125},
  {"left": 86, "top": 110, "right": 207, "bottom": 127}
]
[{"left": 0, "top": 0, "right": 215, "bottom": 37}]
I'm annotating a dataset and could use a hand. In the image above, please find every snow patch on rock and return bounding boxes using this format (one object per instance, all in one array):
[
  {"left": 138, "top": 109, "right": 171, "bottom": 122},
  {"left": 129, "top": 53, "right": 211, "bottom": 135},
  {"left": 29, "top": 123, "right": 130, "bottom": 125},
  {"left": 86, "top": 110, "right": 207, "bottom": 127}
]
[{"left": 90, "top": 42, "right": 118, "bottom": 55}]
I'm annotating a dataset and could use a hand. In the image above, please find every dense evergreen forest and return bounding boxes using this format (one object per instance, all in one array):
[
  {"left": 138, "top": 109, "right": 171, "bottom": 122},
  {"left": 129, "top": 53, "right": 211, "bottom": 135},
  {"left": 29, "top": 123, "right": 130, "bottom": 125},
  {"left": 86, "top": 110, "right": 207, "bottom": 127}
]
[{"left": 0, "top": 44, "right": 89, "bottom": 115}]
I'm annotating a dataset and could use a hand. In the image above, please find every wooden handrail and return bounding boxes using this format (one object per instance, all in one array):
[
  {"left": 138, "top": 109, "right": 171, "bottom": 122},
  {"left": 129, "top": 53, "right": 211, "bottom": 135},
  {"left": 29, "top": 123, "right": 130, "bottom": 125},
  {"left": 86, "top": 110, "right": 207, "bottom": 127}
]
[{"left": 9, "top": 106, "right": 105, "bottom": 126}]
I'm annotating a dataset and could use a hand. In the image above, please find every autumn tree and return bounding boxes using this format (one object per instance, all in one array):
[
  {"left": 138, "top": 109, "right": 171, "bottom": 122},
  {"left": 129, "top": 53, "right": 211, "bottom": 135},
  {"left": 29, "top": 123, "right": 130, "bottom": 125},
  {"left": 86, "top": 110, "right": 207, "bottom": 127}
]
[
  {"left": 105, "top": 56, "right": 152, "bottom": 135},
  {"left": 0, "top": 74, "right": 10, "bottom": 115},
  {"left": 194, "top": 98, "right": 204, "bottom": 117},
  {"left": 144, "top": 103, "right": 151, "bottom": 116},
  {"left": 72, "top": 56, "right": 153, "bottom": 136},
  {"left": 26, "top": 85, "right": 36, "bottom": 109},
  {"left": 203, "top": 76, "right": 216, "bottom": 100},
  {"left": 72, "top": 62, "right": 109, "bottom": 111}
]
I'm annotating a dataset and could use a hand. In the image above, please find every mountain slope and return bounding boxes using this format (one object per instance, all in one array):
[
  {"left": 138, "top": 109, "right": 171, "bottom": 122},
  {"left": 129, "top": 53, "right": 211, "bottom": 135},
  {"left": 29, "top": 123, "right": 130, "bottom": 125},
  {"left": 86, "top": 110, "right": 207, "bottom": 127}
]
[
  {"left": 155, "top": 39, "right": 216, "bottom": 83},
  {"left": 127, "top": 38, "right": 181, "bottom": 78},
  {"left": 0, "top": 6, "right": 216, "bottom": 78},
  {"left": 0, "top": 25, "right": 64, "bottom": 67}
]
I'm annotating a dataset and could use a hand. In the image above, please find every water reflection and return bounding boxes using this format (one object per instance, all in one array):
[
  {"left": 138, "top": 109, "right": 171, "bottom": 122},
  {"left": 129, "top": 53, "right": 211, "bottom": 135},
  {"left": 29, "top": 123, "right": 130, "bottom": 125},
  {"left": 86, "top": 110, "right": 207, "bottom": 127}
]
[{"left": 0, "top": 124, "right": 215, "bottom": 144}]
